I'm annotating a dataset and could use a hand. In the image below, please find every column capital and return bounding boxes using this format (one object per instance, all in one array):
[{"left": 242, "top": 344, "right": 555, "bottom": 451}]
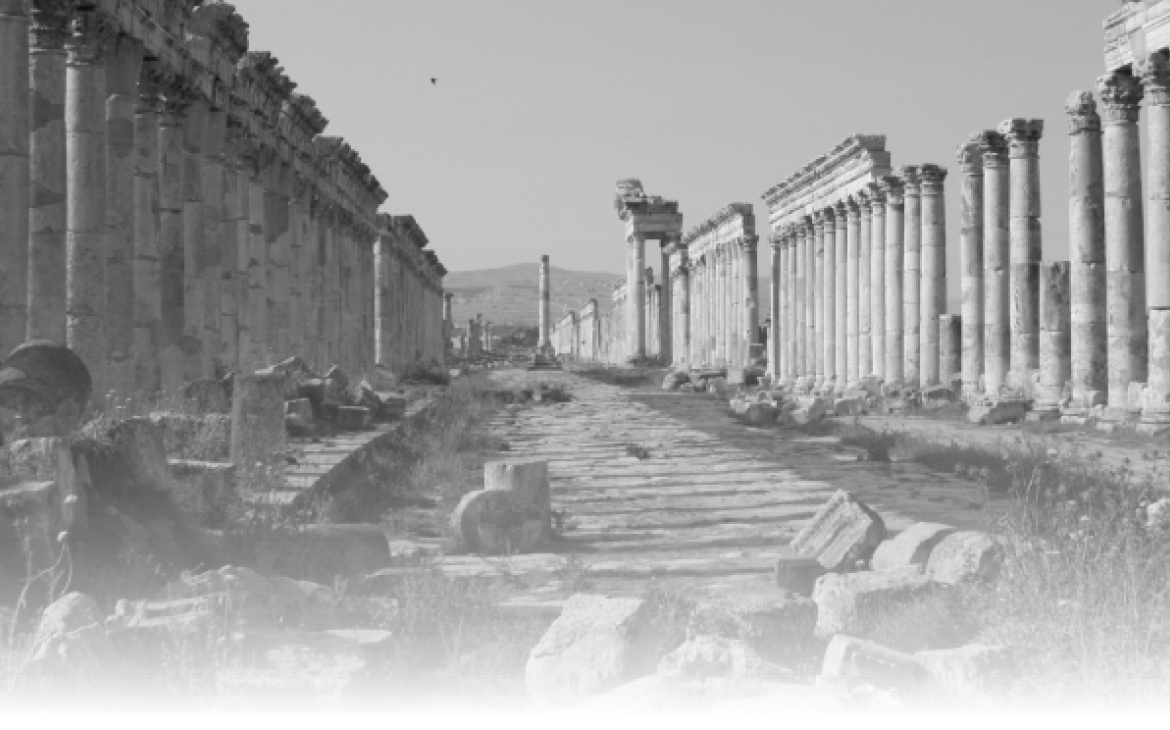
[
  {"left": 845, "top": 197, "right": 861, "bottom": 220},
  {"left": 137, "top": 59, "right": 167, "bottom": 114},
  {"left": 919, "top": 164, "right": 948, "bottom": 194},
  {"left": 1065, "top": 91, "right": 1102, "bottom": 135},
  {"left": 741, "top": 234, "right": 758, "bottom": 253},
  {"left": 998, "top": 118, "right": 1044, "bottom": 157},
  {"left": 972, "top": 130, "right": 1009, "bottom": 168},
  {"left": 866, "top": 181, "right": 886, "bottom": 212},
  {"left": 900, "top": 166, "right": 922, "bottom": 195},
  {"left": 29, "top": 0, "right": 76, "bottom": 52},
  {"left": 1097, "top": 72, "right": 1143, "bottom": 124},
  {"left": 879, "top": 175, "right": 905, "bottom": 206},
  {"left": 1138, "top": 52, "right": 1170, "bottom": 106},
  {"left": 814, "top": 209, "right": 831, "bottom": 228},
  {"left": 955, "top": 140, "right": 984, "bottom": 176},
  {"left": 834, "top": 200, "right": 850, "bottom": 219}
]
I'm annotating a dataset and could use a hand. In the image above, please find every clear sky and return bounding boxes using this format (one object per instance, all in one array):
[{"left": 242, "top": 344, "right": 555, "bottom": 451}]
[{"left": 231, "top": 0, "right": 1121, "bottom": 298}]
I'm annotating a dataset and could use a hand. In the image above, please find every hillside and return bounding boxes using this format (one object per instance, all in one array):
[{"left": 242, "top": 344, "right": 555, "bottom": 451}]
[{"left": 445, "top": 263, "right": 624, "bottom": 327}]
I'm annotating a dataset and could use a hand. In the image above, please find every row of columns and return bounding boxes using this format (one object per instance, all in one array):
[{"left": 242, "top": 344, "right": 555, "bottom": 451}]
[{"left": 678, "top": 237, "right": 760, "bottom": 371}]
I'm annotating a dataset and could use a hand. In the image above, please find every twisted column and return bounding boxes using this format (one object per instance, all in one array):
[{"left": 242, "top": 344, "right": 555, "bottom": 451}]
[
  {"left": 869, "top": 184, "right": 886, "bottom": 381},
  {"left": 0, "top": 0, "right": 29, "bottom": 356},
  {"left": 1140, "top": 54, "right": 1170, "bottom": 430},
  {"left": 882, "top": 177, "right": 905, "bottom": 384},
  {"left": 822, "top": 208, "right": 837, "bottom": 390},
  {"left": 957, "top": 140, "right": 985, "bottom": 398},
  {"left": 901, "top": 166, "right": 922, "bottom": 387},
  {"left": 1098, "top": 72, "right": 1147, "bottom": 419},
  {"left": 976, "top": 132, "right": 1010, "bottom": 396},
  {"left": 1001, "top": 118, "right": 1044, "bottom": 389}
]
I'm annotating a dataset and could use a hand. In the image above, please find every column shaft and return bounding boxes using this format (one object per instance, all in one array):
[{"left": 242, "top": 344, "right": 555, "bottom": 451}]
[
  {"left": 660, "top": 246, "right": 671, "bottom": 364},
  {"left": 883, "top": 179, "right": 905, "bottom": 383},
  {"left": 870, "top": 191, "right": 886, "bottom": 380},
  {"left": 181, "top": 100, "right": 209, "bottom": 381},
  {"left": 133, "top": 67, "right": 161, "bottom": 394},
  {"left": 813, "top": 221, "right": 824, "bottom": 384},
  {"left": 744, "top": 237, "right": 758, "bottom": 366},
  {"left": 858, "top": 200, "right": 872, "bottom": 379},
  {"left": 834, "top": 204, "right": 848, "bottom": 390},
  {"left": 978, "top": 133, "right": 1011, "bottom": 395},
  {"left": 626, "top": 235, "right": 645, "bottom": 362},
  {"left": 219, "top": 128, "right": 241, "bottom": 374},
  {"left": 958, "top": 142, "right": 985, "bottom": 398},
  {"left": 846, "top": 202, "right": 860, "bottom": 384},
  {"left": 940, "top": 314, "right": 962, "bottom": 389},
  {"left": 920, "top": 164, "right": 948, "bottom": 388},
  {"left": 1001, "top": 118, "right": 1044, "bottom": 388},
  {"left": 1035, "top": 262, "right": 1072, "bottom": 417},
  {"left": 0, "top": 0, "right": 29, "bottom": 356},
  {"left": 1141, "top": 57, "right": 1170, "bottom": 429},
  {"left": 201, "top": 109, "right": 225, "bottom": 376},
  {"left": 902, "top": 169, "right": 922, "bottom": 387}
]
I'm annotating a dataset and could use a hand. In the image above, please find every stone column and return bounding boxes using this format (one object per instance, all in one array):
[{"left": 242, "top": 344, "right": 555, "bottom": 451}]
[
  {"left": 940, "top": 314, "right": 961, "bottom": 390},
  {"left": 249, "top": 148, "right": 274, "bottom": 369},
  {"left": 235, "top": 139, "right": 255, "bottom": 372},
  {"left": 1034, "top": 262, "right": 1072, "bottom": 419},
  {"left": 375, "top": 233, "right": 390, "bottom": 366},
  {"left": 804, "top": 221, "right": 816, "bottom": 378},
  {"left": 793, "top": 231, "right": 804, "bottom": 379},
  {"left": 133, "top": 63, "right": 162, "bottom": 395},
  {"left": 27, "top": 1, "right": 70, "bottom": 343},
  {"left": 729, "top": 244, "right": 739, "bottom": 367},
  {"left": 858, "top": 192, "right": 872, "bottom": 379},
  {"left": 626, "top": 235, "right": 645, "bottom": 363},
  {"left": 976, "top": 132, "right": 1010, "bottom": 396},
  {"left": 784, "top": 235, "right": 795, "bottom": 382},
  {"left": 181, "top": 99, "right": 209, "bottom": 381},
  {"left": 1141, "top": 55, "right": 1170, "bottom": 430},
  {"left": 920, "top": 164, "right": 948, "bottom": 388},
  {"left": 822, "top": 208, "right": 837, "bottom": 391},
  {"left": 539, "top": 253, "right": 553, "bottom": 356},
  {"left": 660, "top": 243, "right": 672, "bottom": 364},
  {"left": 680, "top": 257, "right": 692, "bottom": 370},
  {"left": 0, "top": 0, "right": 29, "bottom": 356},
  {"left": 902, "top": 167, "right": 922, "bottom": 387},
  {"left": 1000, "top": 118, "right": 1044, "bottom": 389},
  {"left": 158, "top": 89, "right": 187, "bottom": 392},
  {"left": 103, "top": 34, "right": 143, "bottom": 400},
  {"left": 881, "top": 177, "right": 904, "bottom": 384},
  {"left": 813, "top": 216, "right": 824, "bottom": 386},
  {"left": 846, "top": 198, "right": 860, "bottom": 384},
  {"left": 1098, "top": 72, "right": 1147, "bottom": 419},
  {"left": 66, "top": 9, "right": 108, "bottom": 395},
  {"left": 230, "top": 372, "right": 286, "bottom": 486},
  {"left": 869, "top": 184, "right": 886, "bottom": 381},
  {"left": 270, "top": 160, "right": 292, "bottom": 361},
  {"left": 769, "top": 237, "right": 781, "bottom": 379},
  {"left": 219, "top": 124, "right": 243, "bottom": 375},
  {"left": 744, "top": 236, "right": 758, "bottom": 368},
  {"left": 1064, "top": 92, "right": 1107, "bottom": 414},
  {"left": 834, "top": 202, "right": 848, "bottom": 390},
  {"left": 957, "top": 141, "right": 985, "bottom": 398},
  {"left": 200, "top": 109, "right": 226, "bottom": 376}
]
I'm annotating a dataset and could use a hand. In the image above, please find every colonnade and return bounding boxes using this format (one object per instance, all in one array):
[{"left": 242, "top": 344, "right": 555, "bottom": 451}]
[
  {"left": 374, "top": 215, "right": 447, "bottom": 371},
  {"left": 0, "top": 1, "right": 448, "bottom": 403}
]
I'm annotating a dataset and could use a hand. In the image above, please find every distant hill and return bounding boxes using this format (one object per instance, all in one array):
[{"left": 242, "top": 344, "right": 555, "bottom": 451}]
[{"left": 445, "top": 263, "right": 623, "bottom": 327}]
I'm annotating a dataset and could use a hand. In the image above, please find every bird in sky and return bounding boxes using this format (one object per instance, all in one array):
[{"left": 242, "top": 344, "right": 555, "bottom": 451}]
[{"left": 431, "top": 77, "right": 437, "bottom": 85}]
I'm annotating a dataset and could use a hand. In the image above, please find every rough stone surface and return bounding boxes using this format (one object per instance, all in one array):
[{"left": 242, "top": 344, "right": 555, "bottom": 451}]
[
  {"left": 967, "top": 399, "right": 1026, "bottom": 425},
  {"left": 691, "top": 582, "right": 817, "bottom": 653},
  {"left": 286, "top": 398, "right": 314, "bottom": 422},
  {"left": 914, "top": 644, "right": 1014, "bottom": 696},
  {"left": 30, "top": 592, "right": 115, "bottom": 676},
  {"left": 821, "top": 634, "right": 925, "bottom": 692},
  {"left": 658, "top": 635, "right": 790, "bottom": 681},
  {"left": 870, "top": 522, "right": 956, "bottom": 571},
  {"left": 525, "top": 594, "right": 661, "bottom": 706},
  {"left": 790, "top": 490, "right": 886, "bottom": 571},
  {"left": 812, "top": 567, "right": 934, "bottom": 637},
  {"left": 774, "top": 551, "right": 828, "bottom": 595},
  {"left": 926, "top": 531, "right": 1003, "bottom": 584},
  {"left": 451, "top": 489, "right": 545, "bottom": 555},
  {"left": 484, "top": 458, "right": 551, "bottom": 536},
  {"left": 218, "top": 631, "right": 365, "bottom": 715},
  {"left": 662, "top": 371, "right": 689, "bottom": 391},
  {"left": 108, "top": 418, "right": 175, "bottom": 493},
  {"left": 335, "top": 406, "right": 372, "bottom": 431}
]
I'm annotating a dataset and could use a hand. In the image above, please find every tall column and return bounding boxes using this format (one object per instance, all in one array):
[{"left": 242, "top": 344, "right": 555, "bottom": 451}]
[
  {"left": 713, "top": 245, "right": 724, "bottom": 367},
  {"left": 793, "top": 231, "right": 804, "bottom": 379},
  {"left": 1063, "top": 92, "right": 1107, "bottom": 414},
  {"left": 219, "top": 124, "right": 243, "bottom": 374},
  {"left": 0, "top": 0, "right": 30, "bottom": 356},
  {"left": 821, "top": 209, "right": 836, "bottom": 391},
  {"left": 743, "top": 235, "right": 758, "bottom": 368},
  {"left": 660, "top": 241, "right": 672, "bottom": 364},
  {"left": 1000, "top": 118, "right": 1044, "bottom": 389},
  {"left": 181, "top": 99, "right": 209, "bottom": 381},
  {"left": 834, "top": 202, "right": 848, "bottom": 390},
  {"left": 270, "top": 160, "right": 292, "bottom": 360},
  {"left": 158, "top": 88, "right": 187, "bottom": 392},
  {"left": 27, "top": 1, "right": 70, "bottom": 343},
  {"left": 235, "top": 140, "right": 255, "bottom": 371},
  {"left": 626, "top": 234, "right": 645, "bottom": 363},
  {"left": 813, "top": 216, "right": 825, "bottom": 386},
  {"left": 902, "top": 167, "right": 922, "bottom": 387},
  {"left": 1098, "top": 72, "right": 1147, "bottom": 419},
  {"left": 920, "top": 164, "right": 948, "bottom": 389},
  {"left": 939, "top": 314, "right": 962, "bottom": 389},
  {"left": 858, "top": 192, "right": 872, "bottom": 379},
  {"left": 1034, "top": 262, "right": 1072, "bottom": 419},
  {"left": 66, "top": 9, "right": 108, "bottom": 395},
  {"left": 1141, "top": 55, "right": 1170, "bottom": 431},
  {"left": 882, "top": 177, "right": 905, "bottom": 383},
  {"left": 133, "top": 63, "right": 162, "bottom": 395},
  {"left": 957, "top": 141, "right": 985, "bottom": 398},
  {"left": 539, "top": 253, "right": 553, "bottom": 355},
  {"left": 804, "top": 221, "right": 815, "bottom": 378},
  {"left": 201, "top": 109, "right": 226, "bottom": 376},
  {"left": 783, "top": 235, "right": 794, "bottom": 382},
  {"left": 731, "top": 243, "right": 742, "bottom": 367},
  {"left": 770, "top": 238, "right": 781, "bottom": 379},
  {"left": 288, "top": 176, "right": 307, "bottom": 360},
  {"left": 680, "top": 257, "right": 692, "bottom": 370},
  {"left": 869, "top": 185, "right": 886, "bottom": 381},
  {"left": 103, "top": 34, "right": 143, "bottom": 400},
  {"left": 376, "top": 233, "right": 391, "bottom": 366},
  {"left": 846, "top": 198, "right": 860, "bottom": 384},
  {"left": 976, "top": 132, "right": 1010, "bottom": 396}
]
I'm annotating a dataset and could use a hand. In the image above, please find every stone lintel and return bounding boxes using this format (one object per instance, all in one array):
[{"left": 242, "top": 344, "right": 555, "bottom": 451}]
[
  {"left": 761, "top": 134, "right": 891, "bottom": 225},
  {"left": 1105, "top": 0, "right": 1170, "bottom": 73}
]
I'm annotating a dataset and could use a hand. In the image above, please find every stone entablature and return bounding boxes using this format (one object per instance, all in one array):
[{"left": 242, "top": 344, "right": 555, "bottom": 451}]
[
  {"left": 760, "top": 135, "right": 892, "bottom": 230},
  {"left": 1105, "top": 0, "right": 1170, "bottom": 72}
]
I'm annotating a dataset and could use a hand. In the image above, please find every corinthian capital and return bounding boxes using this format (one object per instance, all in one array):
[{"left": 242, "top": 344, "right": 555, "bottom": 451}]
[
  {"left": 1065, "top": 91, "right": 1102, "bottom": 135},
  {"left": 880, "top": 176, "right": 904, "bottom": 207},
  {"left": 919, "top": 164, "right": 948, "bottom": 195},
  {"left": 900, "top": 166, "right": 922, "bottom": 195},
  {"left": 1097, "top": 72, "right": 1143, "bottom": 124},
  {"left": 1138, "top": 52, "right": 1170, "bottom": 107},
  {"left": 972, "top": 131, "right": 1009, "bottom": 169},
  {"left": 29, "top": 0, "right": 76, "bottom": 51},
  {"left": 955, "top": 140, "right": 984, "bottom": 176},
  {"left": 866, "top": 181, "right": 886, "bottom": 212},
  {"left": 998, "top": 118, "right": 1044, "bottom": 159}
]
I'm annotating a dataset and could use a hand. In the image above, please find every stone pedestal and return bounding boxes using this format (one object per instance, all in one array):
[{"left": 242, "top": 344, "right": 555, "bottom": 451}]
[
  {"left": 484, "top": 459, "right": 551, "bottom": 538},
  {"left": 1033, "top": 262, "right": 1072, "bottom": 420}
]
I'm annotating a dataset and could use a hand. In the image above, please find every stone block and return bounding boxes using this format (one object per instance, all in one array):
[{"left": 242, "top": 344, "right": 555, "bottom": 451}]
[
  {"left": 29, "top": 592, "right": 115, "bottom": 678},
  {"left": 485, "top": 459, "right": 551, "bottom": 536},
  {"left": 324, "top": 365, "right": 350, "bottom": 391},
  {"left": 812, "top": 567, "right": 934, "bottom": 638},
  {"left": 258, "top": 357, "right": 314, "bottom": 400},
  {"left": 0, "top": 481, "right": 60, "bottom": 574},
  {"left": 230, "top": 374, "right": 287, "bottom": 483},
  {"left": 726, "top": 368, "right": 746, "bottom": 386},
  {"left": 774, "top": 550, "right": 828, "bottom": 595},
  {"left": 834, "top": 397, "right": 866, "bottom": 416},
  {"left": 679, "top": 384, "right": 696, "bottom": 393},
  {"left": 742, "top": 402, "right": 778, "bottom": 425},
  {"left": 335, "top": 406, "right": 372, "bottom": 431},
  {"left": 870, "top": 522, "right": 956, "bottom": 572},
  {"left": 169, "top": 460, "right": 236, "bottom": 522},
  {"left": 286, "top": 398, "right": 314, "bottom": 421},
  {"left": 914, "top": 644, "right": 1014, "bottom": 696},
  {"left": 1127, "top": 381, "right": 1147, "bottom": 413},
  {"left": 791, "top": 490, "right": 886, "bottom": 572},
  {"left": 790, "top": 397, "right": 830, "bottom": 425},
  {"left": 967, "top": 399, "right": 1026, "bottom": 425},
  {"left": 217, "top": 631, "right": 367, "bottom": 715},
  {"left": 451, "top": 489, "right": 545, "bottom": 555},
  {"left": 926, "top": 531, "right": 1003, "bottom": 585},
  {"left": 821, "top": 634, "right": 925, "bottom": 692},
  {"left": 285, "top": 414, "right": 312, "bottom": 437},
  {"left": 525, "top": 594, "right": 659, "bottom": 706},
  {"left": 298, "top": 378, "right": 328, "bottom": 405},
  {"left": 692, "top": 584, "right": 817, "bottom": 651},
  {"left": 921, "top": 385, "right": 952, "bottom": 408},
  {"left": 662, "top": 371, "right": 689, "bottom": 391},
  {"left": 378, "top": 394, "right": 407, "bottom": 420}
]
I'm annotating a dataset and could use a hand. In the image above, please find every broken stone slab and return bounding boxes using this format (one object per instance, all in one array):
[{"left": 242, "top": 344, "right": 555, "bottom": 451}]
[
  {"left": 870, "top": 522, "right": 957, "bottom": 572},
  {"left": 298, "top": 378, "right": 328, "bottom": 405},
  {"left": 525, "top": 593, "right": 665, "bottom": 706},
  {"left": 324, "top": 365, "right": 350, "bottom": 391},
  {"left": 967, "top": 399, "right": 1026, "bottom": 425},
  {"left": 789, "top": 396, "right": 830, "bottom": 425},
  {"left": 914, "top": 644, "right": 1014, "bottom": 696},
  {"left": 0, "top": 341, "right": 92, "bottom": 438},
  {"left": 183, "top": 378, "right": 230, "bottom": 413},
  {"left": 148, "top": 412, "right": 231, "bottom": 461},
  {"left": 741, "top": 402, "right": 778, "bottom": 425},
  {"left": 790, "top": 490, "right": 886, "bottom": 572},
  {"left": 921, "top": 385, "right": 953, "bottom": 408},
  {"left": 658, "top": 635, "right": 791, "bottom": 682},
  {"left": 377, "top": 393, "right": 407, "bottom": 420},
  {"left": 451, "top": 489, "right": 545, "bottom": 555},
  {"left": 286, "top": 414, "right": 312, "bottom": 438},
  {"left": 662, "top": 371, "right": 689, "bottom": 391},
  {"left": 834, "top": 397, "right": 866, "bottom": 416},
  {"left": 926, "top": 531, "right": 1003, "bottom": 585},
  {"left": 691, "top": 584, "right": 817, "bottom": 656},
  {"left": 679, "top": 384, "right": 696, "bottom": 393},
  {"left": 0, "top": 481, "right": 59, "bottom": 572},
  {"left": 812, "top": 567, "right": 934, "bottom": 638},
  {"left": 158, "top": 565, "right": 336, "bottom": 630},
  {"left": 217, "top": 631, "right": 367, "bottom": 715},
  {"left": 4, "top": 437, "right": 89, "bottom": 531},
  {"left": 169, "top": 460, "right": 236, "bottom": 524},
  {"left": 702, "top": 683, "right": 851, "bottom": 720},
  {"left": 387, "top": 539, "right": 443, "bottom": 561},
  {"left": 484, "top": 459, "right": 551, "bottom": 536},
  {"left": 821, "top": 634, "right": 926, "bottom": 693},
  {"left": 257, "top": 356, "right": 315, "bottom": 400},
  {"left": 229, "top": 373, "right": 287, "bottom": 484},
  {"left": 335, "top": 406, "right": 372, "bottom": 431},
  {"left": 774, "top": 549, "right": 828, "bottom": 596},
  {"left": 255, "top": 524, "right": 393, "bottom": 579}
]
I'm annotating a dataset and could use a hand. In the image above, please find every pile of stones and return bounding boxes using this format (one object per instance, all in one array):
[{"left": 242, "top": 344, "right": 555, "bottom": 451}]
[{"left": 254, "top": 357, "right": 407, "bottom": 437}]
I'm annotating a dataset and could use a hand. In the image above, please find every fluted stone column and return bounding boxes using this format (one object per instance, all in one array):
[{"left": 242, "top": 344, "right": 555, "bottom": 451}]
[
  {"left": 200, "top": 109, "right": 225, "bottom": 376},
  {"left": 793, "top": 231, "right": 804, "bottom": 379},
  {"left": 858, "top": 193, "right": 872, "bottom": 379},
  {"left": 1140, "top": 55, "right": 1170, "bottom": 430},
  {"left": 1064, "top": 92, "right": 1107, "bottom": 414},
  {"left": 158, "top": 91, "right": 187, "bottom": 392},
  {"left": 180, "top": 99, "right": 209, "bottom": 381},
  {"left": 813, "top": 216, "right": 825, "bottom": 385},
  {"left": 869, "top": 185, "right": 886, "bottom": 381},
  {"left": 626, "top": 235, "right": 645, "bottom": 363},
  {"left": 0, "top": 0, "right": 30, "bottom": 356},
  {"left": 103, "top": 34, "right": 143, "bottom": 400},
  {"left": 957, "top": 141, "right": 985, "bottom": 398},
  {"left": 679, "top": 261, "right": 692, "bottom": 369},
  {"left": 940, "top": 314, "right": 961, "bottom": 390},
  {"left": 769, "top": 237, "right": 781, "bottom": 379},
  {"left": 785, "top": 234, "right": 796, "bottom": 382},
  {"left": 249, "top": 149, "right": 275, "bottom": 369},
  {"left": 133, "top": 64, "right": 161, "bottom": 394},
  {"left": 66, "top": 9, "right": 108, "bottom": 395},
  {"left": 846, "top": 199, "right": 860, "bottom": 384},
  {"left": 976, "top": 132, "right": 1010, "bottom": 396},
  {"left": 1033, "top": 262, "right": 1072, "bottom": 419},
  {"left": 375, "top": 232, "right": 391, "bottom": 366},
  {"left": 822, "top": 208, "right": 837, "bottom": 391},
  {"left": 538, "top": 253, "right": 553, "bottom": 356},
  {"left": 219, "top": 125, "right": 242, "bottom": 374},
  {"left": 804, "top": 222, "right": 816, "bottom": 378},
  {"left": 834, "top": 202, "right": 848, "bottom": 391},
  {"left": 902, "top": 167, "right": 922, "bottom": 387},
  {"left": 270, "top": 160, "right": 292, "bottom": 361},
  {"left": 235, "top": 139, "right": 255, "bottom": 371},
  {"left": 660, "top": 241, "right": 672, "bottom": 364},
  {"left": 27, "top": 2, "right": 71, "bottom": 343},
  {"left": 882, "top": 177, "right": 905, "bottom": 384},
  {"left": 1098, "top": 72, "right": 1147, "bottom": 419},
  {"left": 1001, "top": 119, "right": 1044, "bottom": 389},
  {"left": 729, "top": 245, "right": 739, "bottom": 367},
  {"left": 744, "top": 236, "right": 758, "bottom": 368},
  {"left": 920, "top": 165, "right": 948, "bottom": 388}
]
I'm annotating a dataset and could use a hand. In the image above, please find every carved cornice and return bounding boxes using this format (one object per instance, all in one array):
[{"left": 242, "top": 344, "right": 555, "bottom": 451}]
[
  {"left": 681, "top": 202, "right": 754, "bottom": 246},
  {"left": 29, "top": 0, "right": 76, "bottom": 52},
  {"left": 1065, "top": 91, "right": 1102, "bottom": 135},
  {"left": 1097, "top": 72, "right": 1143, "bottom": 124},
  {"left": 999, "top": 118, "right": 1044, "bottom": 158},
  {"left": 919, "top": 164, "right": 948, "bottom": 195},
  {"left": 956, "top": 140, "right": 984, "bottom": 176}
]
